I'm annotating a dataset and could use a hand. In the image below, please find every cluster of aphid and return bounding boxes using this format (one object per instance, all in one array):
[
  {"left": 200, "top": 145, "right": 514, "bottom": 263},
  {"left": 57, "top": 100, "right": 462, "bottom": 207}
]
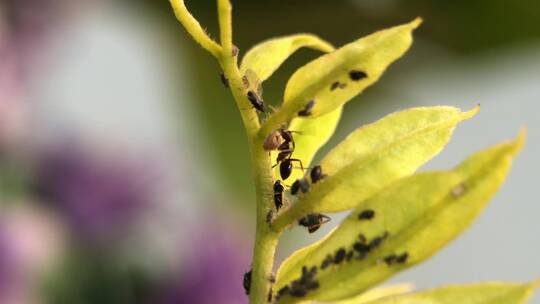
[
  {"left": 276, "top": 266, "right": 320, "bottom": 300},
  {"left": 271, "top": 209, "right": 410, "bottom": 301},
  {"left": 229, "top": 63, "right": 370, "bottom": 302}
]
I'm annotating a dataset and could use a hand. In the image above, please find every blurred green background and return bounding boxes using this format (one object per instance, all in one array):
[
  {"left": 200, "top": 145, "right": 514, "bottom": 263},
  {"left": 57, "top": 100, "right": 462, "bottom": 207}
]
[{"left": 1, "top": 0, "right": 539, "bottom": 303}]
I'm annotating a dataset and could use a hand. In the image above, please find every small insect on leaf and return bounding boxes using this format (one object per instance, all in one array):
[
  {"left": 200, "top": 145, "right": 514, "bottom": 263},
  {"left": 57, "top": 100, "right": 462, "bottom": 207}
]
[
  {"left": 241, "top": 34, "right": 335, "bottom": 83},
  {"left": 279, "top": 106, "right": 477, "bottom": 220},
  {"left": 267, "top": 18, "right": 421, "bottom": 130},
  {"left": 362, "top": 281, "right": 540, "bottom": 304},
  {"left": 275, "top": 131, "right": 524, "bottom": 302}
]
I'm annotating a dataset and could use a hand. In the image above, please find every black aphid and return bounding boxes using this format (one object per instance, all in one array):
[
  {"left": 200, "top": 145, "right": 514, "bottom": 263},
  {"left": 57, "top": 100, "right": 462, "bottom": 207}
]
[
  {"left": 383, "top": 254, "right": 397, "bottom": 265},
  {"left": 306, "top": 281, "right": 320, "bottom": 290},
  {"left": 267, "top": 287, "right": 273, "bottom": 303},
  {"left": 368, "top": 236, "right": 384, "bottom": 250},
  {"left": 220, "top": 72, "right": 229, "bottom": 87},
  {"left": 358, "top": 209, "right": 375, "bottom": 221},
  {"left": 291, "top": 178, "right": 309, "bottom": 195},
  {"left": 266, "top": 210, "right": 274, "bottom": 224},
  {"left": 353, "top": 241, "right": 370, "bottom": 253},
  {"left": 321, "top": 255, "right": 333, "bottom": 269},
  {"left": 243, "top": 269, "right": 252, "bottom": 295},
  {"left": 349, "top": 70, "right": 367, "bottom": 81},
  {"left": 396, "top": 252, "right": 409, "bottom": 264},
  {"left": 330, "top": 81, "right": 341, "bottom": 91},
  {"left": 273, "top": 180, "right": 284, "bottom": 211},
  {"left": 289, "top": 287, "right": 307, "bottom": 297},
  {"left": 247, "top": 90, "right": 265, "bottom": 112},
  {"left": 298, "top": 100, "right": 315, "bottom": 116},
  {"left": 334, "top": 248, "right": 346, "bottom": 264},
  {"left": 310, "top": 165, "right": 327, "bottom": 184}
]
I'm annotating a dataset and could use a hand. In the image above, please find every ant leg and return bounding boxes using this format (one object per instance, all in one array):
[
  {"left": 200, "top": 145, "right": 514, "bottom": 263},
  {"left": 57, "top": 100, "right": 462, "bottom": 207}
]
[{"left": 288, "top": 158, "right": 304, "bottom": 171}]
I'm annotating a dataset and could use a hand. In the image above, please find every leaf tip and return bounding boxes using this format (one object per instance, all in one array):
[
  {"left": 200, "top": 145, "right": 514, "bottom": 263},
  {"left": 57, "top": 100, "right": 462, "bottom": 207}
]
[
  {"left": 410, "top": 17, "right": 423, "bottom": 30},
  {"left": 511, "top": 127, "right": 527, "bottom": 155},
  {"left": 462, "top": 104, "right": 480, "bottom": 120}
]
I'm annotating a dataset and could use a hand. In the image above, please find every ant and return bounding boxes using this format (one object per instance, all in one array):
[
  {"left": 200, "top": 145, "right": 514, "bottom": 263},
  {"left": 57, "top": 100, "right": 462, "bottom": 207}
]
[
  {"left": 298, "top": 213, "right": 331, "bottom": 233},
  {"left": 277, "top": 158, "right": 304, "bottom": 180}
]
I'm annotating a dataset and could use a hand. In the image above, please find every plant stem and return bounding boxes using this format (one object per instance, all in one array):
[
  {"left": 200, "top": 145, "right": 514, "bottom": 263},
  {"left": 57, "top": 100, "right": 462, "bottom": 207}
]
[
  {"left": 171, "top": 1, "right": 280, "bottom": 301},
  {"left": 216, "top": 1, "right": 278, "bottom": 302},
  {"left": 170, "top": 0, "right": 222, "bottom": 57}
]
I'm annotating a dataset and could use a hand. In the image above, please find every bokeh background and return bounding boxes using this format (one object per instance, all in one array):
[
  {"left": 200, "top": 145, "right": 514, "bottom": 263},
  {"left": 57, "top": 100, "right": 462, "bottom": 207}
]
[{"left": 1, "top": 0, "right": 539, "bottom": 303}]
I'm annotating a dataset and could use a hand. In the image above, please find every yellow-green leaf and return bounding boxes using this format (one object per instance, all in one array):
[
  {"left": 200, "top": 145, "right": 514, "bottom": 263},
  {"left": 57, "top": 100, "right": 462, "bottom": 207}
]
[
  {"left": 275, "top": 132, "right": 524, "bottom": 303},
  {"left": 362, "top": 281, "right": 539, "bottom": 304},
  {"left": 275, "top": 106, "right": 477, "bottom": 225},
  {"left": 259, "top": 19, "right": 420, "bottom": 138},
  {"left": 331, "top": 283, "right": 414, "bottom": 304},
  {"left": 240, "top": 34, "right": 335, "bottom": 82},
  {"left": 272, "top": 107, "right": 343, "bottom": 184}
]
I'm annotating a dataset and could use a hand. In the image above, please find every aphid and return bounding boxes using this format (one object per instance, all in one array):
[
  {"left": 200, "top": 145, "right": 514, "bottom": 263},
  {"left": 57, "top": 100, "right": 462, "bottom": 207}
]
[
  {"left": 266, "top": 209, "right": 274, "bottom": 224},
  {"left": 451, "top": 182, "right": 467, "bottom": 198},
  {"left": 298, "top": 100, "right": 315, "bottom": 116},
  {"left": 273, "top": 180, "right": 284, "bottom": 211},
  {"left": 263, "top": 130, "right": 283, "bottom": 151},
  {"left": 353, "top": 241, "right": 369, "bottom": 254},
  {"left": 279, "top": 158, "right": 304, "bottom": 180},
  {"left": 358, "top": 209, "right": 375, "bottom": 221},
  {"left": 289, "top": 287, "right": 307, "bottom": 297},
  {"left": 334, "top": 248, "right": 346, "bottom": 264},
  {"left": 220, "top": 72, "right": 229, "bottom": 88},
  {"left": 349, "top": 70, "right": 367, "bottom": 81},
  {"left": 330, "top": 81, "right": 341, "bottom": 91},
  {"left": 243, "top": 269, "right": 252, "bottom": 295},
  {"left": 383, "top": 254, "right": 397, "bottom": 265},
  {"left": 396, "top": 252, "right": 409, "bottom": 264},
  {"left": 298, "top": 213, "right": 331, "bottom": 233},
  {"left": 247, "top": 90, "right": 265, "bottom": 112},
  {"left": 338, "top": 82, "right": 347, "bottom": 89},
  {"left": 267, "top": 287, "right": 273, "bottom": 303},
  {"left": 278, "top": 285, "right": 290, "bottom": 297},
  {"left": 232, "top": 45, "right": 239, "bottom": 57},
  {"left": 291, "top": 178, "right": 309, "bottom": 195},
  {"left": 368, "top": 235, "right": 384, "bottom": 250},
  {"left": 321, "top": 255, "right": 333, "bottom": 269},
  {"left": 306, "top": 281, "right": 320, "bottom": 290},
  {"left": 242, "top": 75, "right": 250, "bottom": 88},
  {"left": 310, "top": 165, "right": 327, "bottom": 183}
]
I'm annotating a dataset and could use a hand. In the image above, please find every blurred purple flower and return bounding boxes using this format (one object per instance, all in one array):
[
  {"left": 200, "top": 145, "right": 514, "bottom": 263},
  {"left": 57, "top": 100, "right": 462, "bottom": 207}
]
[
  {"left": 34, "top": 144, "right": 157, "bottom": 242},
  {"left": 152, "top": 217, "right": 251, "bottom": 304},
  {"left": 0, "top": 207, "right": 64, "bottom": 304}
]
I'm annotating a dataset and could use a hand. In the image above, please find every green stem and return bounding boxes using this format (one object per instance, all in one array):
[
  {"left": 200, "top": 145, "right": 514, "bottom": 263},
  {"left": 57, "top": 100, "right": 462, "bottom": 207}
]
[
  {"left": 215, "top": 1, "right": 278, "bottom": 302},
  {"left": 170, "top": 1, "right": 281, "bottom": 301}
]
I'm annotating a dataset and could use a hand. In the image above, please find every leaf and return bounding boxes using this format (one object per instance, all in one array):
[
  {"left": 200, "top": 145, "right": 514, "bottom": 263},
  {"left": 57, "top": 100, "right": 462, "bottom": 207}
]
[
  {"left": 272, "top": 107, "right": 343, "bottom": 183},
  {"left": 240, "top": 34, "right": 335, "bottom": 83},
  {"left": 331, "top": 283, "right": 414, "bottom": 304},
  {"left": 260, "top": 19, "right": 420, "bottom": 137},
  {"left": 278, "top": 106, "right": 478, "bottom": 220},
  {"left": 362, "top": 281, "right": 539, "bottom": 304},
  {"left": 275, "top": 131, "right": 525, "bottom": 303}
]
